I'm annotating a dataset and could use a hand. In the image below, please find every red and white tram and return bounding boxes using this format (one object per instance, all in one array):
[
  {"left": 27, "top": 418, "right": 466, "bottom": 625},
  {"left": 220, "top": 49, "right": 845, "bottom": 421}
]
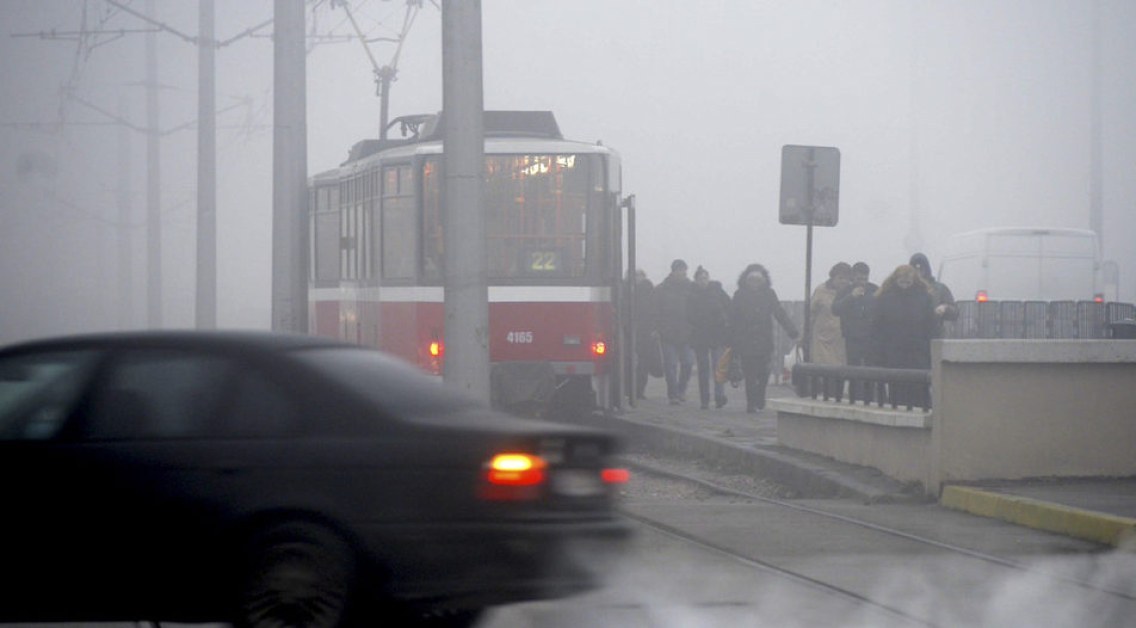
[{"left": 308, "top": 111, "right": 628, "bottom": 412}]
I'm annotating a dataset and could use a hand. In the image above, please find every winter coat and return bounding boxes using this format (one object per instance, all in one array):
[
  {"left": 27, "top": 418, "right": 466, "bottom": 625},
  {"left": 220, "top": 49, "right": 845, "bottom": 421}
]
[
  {"left": 809, "top": 281, "right": 846, "bottom": 365},
  {"left": 832, "top": 282, "right": 879, "bottom": 342},
  {"left": 729, "top": 285, "right": 798, "bottom": 359},
  {"left": 688, "top": 280, "right": 731, "bottom": 349},
  {"left": 655, "top": 273, "right": 694, "bottom": 345},
  {"left": 868, "top": 284, "right": 936, "bottom": 369},
  {"left": 625, "top": 276, "right": 657, "bottom": 341}
]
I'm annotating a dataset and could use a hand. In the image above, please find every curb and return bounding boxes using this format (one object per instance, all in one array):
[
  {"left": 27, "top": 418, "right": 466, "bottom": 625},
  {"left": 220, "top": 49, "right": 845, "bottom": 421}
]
[
  {"left": 584, "top": 411, "right": 919, "bottom": 503},
  {"left": 940, "top": 485, "right": 1136, "bottom": 549}
]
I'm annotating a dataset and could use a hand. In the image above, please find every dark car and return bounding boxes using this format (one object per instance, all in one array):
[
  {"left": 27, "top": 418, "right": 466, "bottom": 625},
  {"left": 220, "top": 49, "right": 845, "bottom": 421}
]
[{"left": 0, "top": 331, "right": 630, "bottom": 627}]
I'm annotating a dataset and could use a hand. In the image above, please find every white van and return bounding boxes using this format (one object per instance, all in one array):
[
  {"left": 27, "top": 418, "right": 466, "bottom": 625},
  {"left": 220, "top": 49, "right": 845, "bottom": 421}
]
[{"left": 937, "top": 227, "right": 1101, "bottom": 302}]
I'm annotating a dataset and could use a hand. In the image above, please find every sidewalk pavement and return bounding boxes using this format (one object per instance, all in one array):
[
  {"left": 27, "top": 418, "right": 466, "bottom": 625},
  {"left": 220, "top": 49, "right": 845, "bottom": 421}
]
[{"left": 592, "top": 375, "right": 1136, "bottom": 549}]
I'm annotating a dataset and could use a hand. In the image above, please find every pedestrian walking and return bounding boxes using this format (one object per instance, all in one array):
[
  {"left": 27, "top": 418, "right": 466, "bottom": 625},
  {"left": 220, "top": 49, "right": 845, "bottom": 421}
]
[
  {"left": 656, "top": 259, "right": 695, "bottom": 405},
  {"left": 909, "top": 253, "right": 958, "bottom": 337},
  {"left": 624, "top": 268, "right": 659, "bottom": 401},
  {"left": 729, "top": 264, "right": 799, "bottom": 414},
  {"left": 688, "top": 266, "right": 731, "bottom": 410}
]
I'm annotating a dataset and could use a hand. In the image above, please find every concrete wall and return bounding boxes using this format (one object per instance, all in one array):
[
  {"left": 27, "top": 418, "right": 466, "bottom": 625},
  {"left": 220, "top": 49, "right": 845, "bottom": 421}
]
[
  {"left": 771, "top": 340, "right": 1136, "bottom": 496},
  {"left": 773, "top": 399, "right": 930, "bottom": 486},
  {"left": 929, "top": 340, "right": 1136, "bottom": 493}
]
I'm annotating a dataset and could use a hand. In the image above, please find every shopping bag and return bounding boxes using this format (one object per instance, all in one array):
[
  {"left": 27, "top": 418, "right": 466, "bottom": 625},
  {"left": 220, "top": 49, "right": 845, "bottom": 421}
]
[
  {"left": 727, "top": 351, "right": 744, "bottom": 387},
  {"left": 714, "top": 347, "right": 733, "bottom": 385}
]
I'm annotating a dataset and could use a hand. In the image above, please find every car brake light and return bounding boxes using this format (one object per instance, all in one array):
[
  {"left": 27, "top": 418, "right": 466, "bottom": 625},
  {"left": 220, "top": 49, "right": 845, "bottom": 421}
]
[
  {"left": 601, "top": 468, "right": 630, "bottom": 484},
  {"left": 486, "top": 453, "right": 546, "bottom": 486},
  {"left": 976, "top": 290, "right": 989, "bottom": 303},
  {"left": 592, "top": 341, "right": 607, "bottom": 357}
]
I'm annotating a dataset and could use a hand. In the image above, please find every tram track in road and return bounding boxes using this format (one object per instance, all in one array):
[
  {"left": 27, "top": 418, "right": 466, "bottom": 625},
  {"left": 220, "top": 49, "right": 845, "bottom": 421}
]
[
  {"left": 620, "top": 508, "right": 940, "bottom": 628},
  {"left": 620, "top": 456, "right": 1136, "bottom": 614}
]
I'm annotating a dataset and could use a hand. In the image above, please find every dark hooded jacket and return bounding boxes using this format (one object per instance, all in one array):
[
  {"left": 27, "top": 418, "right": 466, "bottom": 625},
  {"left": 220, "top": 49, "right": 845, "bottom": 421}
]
[
  {"left": 729, "top": 277, "right": 798, "bottom": 358},
  {"left": 688, "top": 280, "right": 731, "bottom": 349},
  {"left": 910, "top": 253, "right": 958, "bottom": 336}
]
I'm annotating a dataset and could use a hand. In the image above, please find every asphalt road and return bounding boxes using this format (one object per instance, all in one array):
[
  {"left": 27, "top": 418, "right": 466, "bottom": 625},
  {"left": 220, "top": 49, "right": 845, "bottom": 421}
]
[{"left": 484, "top": 458, "right": 1136, "bottom": 628}]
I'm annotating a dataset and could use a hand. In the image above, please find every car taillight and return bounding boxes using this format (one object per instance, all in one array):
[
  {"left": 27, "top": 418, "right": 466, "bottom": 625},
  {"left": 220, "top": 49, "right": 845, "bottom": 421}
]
[
  {"left": 1094, "top": 293, "right": 1104, "bottom": 303},
  {"left": 592, "top": 341, "right": 607, "bottom": 357},
  {"left": 429, "top": 340, "right": 443, "bottom": 357},
  {"left": 486, "top": 453, "right": 546, "bottom": 486},
  {"left": 976, "top": 290, "right": 989, "bottom": 303},
  {"left": 480, "top": 453, "right": 547, "bottom": 501}
]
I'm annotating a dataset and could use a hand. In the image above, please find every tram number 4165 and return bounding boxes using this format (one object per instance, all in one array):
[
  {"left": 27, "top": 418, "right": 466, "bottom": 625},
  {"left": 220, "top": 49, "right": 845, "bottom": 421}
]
[{"left": 506, "top": 331, "right": 534, "bottom": 344}]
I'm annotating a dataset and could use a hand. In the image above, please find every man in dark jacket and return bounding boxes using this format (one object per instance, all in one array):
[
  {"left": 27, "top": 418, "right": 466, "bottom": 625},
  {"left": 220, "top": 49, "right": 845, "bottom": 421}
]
[
  {"left": 688, "top": 266, "right": 731, "bottom": 410},
  {"left": 832, "top": 261, "right": 879, "bottom": 366},
  {"left": 910, "top": 253, "right": 958, "bottom": 338},
  {"left": 656, "top": 259, "right": 695, "bottom": 405},
  {"left": 729, "top": 264, "right": 799, "bottom": 414}
]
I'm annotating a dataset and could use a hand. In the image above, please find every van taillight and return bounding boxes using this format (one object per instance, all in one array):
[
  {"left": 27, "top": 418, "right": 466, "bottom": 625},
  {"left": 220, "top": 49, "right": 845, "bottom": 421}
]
[{"left": 601, "top": 468, "right": 630, "bottom": 484}]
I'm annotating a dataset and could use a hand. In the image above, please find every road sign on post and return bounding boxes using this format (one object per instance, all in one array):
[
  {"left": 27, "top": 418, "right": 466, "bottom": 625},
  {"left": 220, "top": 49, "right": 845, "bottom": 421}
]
[
  {"left": 779, "top": 145, "right": 840, "bottom": 226},
  {"left": 779, "top": 145, "right": 840, "bottom": 364}
]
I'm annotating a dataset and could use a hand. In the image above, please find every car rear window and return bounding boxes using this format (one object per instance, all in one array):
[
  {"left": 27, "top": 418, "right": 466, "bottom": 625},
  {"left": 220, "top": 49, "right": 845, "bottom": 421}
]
[
  {"left": 293, "top": 347, "right": 475, "bottom": 417},
  {"left": 0, "top": 350, "right": 98, "bottom": 440}
]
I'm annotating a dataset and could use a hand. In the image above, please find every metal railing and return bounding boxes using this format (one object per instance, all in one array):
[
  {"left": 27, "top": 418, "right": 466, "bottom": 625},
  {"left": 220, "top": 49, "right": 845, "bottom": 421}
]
[
  {"left": 791, "top": 363, "right": 932, "bottom": 412},
  {"left": 951, "top": 300, "right": 1136, "bottom": 339}
]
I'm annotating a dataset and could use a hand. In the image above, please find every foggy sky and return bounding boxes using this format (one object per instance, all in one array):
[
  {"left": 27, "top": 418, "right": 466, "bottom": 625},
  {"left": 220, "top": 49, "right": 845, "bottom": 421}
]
[{"left": 2, "top": 0, "right": 1135, "bottom": 343}]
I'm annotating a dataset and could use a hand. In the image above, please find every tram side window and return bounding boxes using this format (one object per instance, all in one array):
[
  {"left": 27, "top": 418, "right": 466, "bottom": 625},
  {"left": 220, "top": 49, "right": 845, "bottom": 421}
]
[
  {"left": 314, "top": 185, "right": 340, "bottom": 284},
  {"left": 382, "top": 164, "right": 417, "bottom": 280}
]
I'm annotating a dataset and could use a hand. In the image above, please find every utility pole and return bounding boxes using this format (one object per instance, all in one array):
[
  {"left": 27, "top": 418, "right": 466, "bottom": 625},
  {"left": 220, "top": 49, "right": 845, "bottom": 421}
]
[
  {"left": 905, "top": 1, "right": 923, "bottom": 256},
  {"left": 441, "top": 0, "right": 489, "bottom": 401},
  {"left": 20, "top": 1, "right": 272, "bottom": 330},
  {"left": 1089, "top": 0, "right": 1103, "bottom": 242},
  {"left": 271, "top": 0, "right": 309, "bottom": 334},
  {"left": 145, "top": 0, "right": 162, "bottom": 328},
  {"left": 196, "top": 0, "right": 216, "bottom": 329},
  {"left": 116, "top": 95, "right": 134, "bottom": 328}
]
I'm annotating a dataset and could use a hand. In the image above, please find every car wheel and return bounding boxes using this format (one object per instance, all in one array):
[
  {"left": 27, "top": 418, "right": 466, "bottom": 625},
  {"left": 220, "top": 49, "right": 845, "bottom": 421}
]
[{"left": 236, "top": 522, "right": 356, "bottom": 628}]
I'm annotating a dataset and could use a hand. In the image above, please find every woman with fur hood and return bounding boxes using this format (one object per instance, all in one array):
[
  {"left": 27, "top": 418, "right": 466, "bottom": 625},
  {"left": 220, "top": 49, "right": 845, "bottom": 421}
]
[
  {"left": 869, "top": 264, "right": 937, "bottom": 406},
  {"left": 729, "top": 264, "right": 799, "bottom": 414}
]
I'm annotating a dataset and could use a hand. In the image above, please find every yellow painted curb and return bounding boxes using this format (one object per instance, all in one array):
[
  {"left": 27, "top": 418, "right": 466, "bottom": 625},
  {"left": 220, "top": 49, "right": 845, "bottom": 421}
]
[{"left": 941, "top": 485, "right": 1136, "bottom": 549}]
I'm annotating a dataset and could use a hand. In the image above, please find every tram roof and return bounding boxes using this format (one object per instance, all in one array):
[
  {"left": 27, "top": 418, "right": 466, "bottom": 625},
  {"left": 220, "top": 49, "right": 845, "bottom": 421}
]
[{"left": 334, "top": 110, "right": 615, "bottom": 166}]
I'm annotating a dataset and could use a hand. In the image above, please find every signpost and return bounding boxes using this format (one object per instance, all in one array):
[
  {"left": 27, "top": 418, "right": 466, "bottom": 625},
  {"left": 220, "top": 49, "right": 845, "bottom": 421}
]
[{"left": 779, "top": 145, "right": 840, "bottom": 363}]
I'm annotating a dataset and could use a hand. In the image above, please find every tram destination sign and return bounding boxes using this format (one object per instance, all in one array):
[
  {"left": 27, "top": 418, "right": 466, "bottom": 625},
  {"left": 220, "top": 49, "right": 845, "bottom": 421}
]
[{"left": 779, "top": 145, "right": 840, "bottom": 226}]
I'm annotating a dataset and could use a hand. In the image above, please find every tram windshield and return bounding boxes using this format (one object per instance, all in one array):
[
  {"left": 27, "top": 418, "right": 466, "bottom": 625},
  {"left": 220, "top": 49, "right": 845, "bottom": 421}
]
[{"left": 422, "top": 153, "right": 605, "bottom": 283}]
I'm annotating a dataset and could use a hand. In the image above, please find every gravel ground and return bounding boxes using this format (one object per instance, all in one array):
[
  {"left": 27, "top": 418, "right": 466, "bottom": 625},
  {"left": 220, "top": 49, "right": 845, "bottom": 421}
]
[{"left": 616, "top": 451, "right": 798, "bottom": 502}]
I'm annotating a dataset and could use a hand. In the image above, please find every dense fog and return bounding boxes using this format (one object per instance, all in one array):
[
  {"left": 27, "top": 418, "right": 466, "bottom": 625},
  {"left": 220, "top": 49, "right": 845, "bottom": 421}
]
[{"left": 3, "top": 0, "right": 1135, "bottom": 343}]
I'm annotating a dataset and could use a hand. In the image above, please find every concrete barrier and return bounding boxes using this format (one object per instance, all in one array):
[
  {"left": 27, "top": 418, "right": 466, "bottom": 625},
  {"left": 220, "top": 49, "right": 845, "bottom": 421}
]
[{"left": 770, "top": 340, "right": 1136, "bottom": 496}]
